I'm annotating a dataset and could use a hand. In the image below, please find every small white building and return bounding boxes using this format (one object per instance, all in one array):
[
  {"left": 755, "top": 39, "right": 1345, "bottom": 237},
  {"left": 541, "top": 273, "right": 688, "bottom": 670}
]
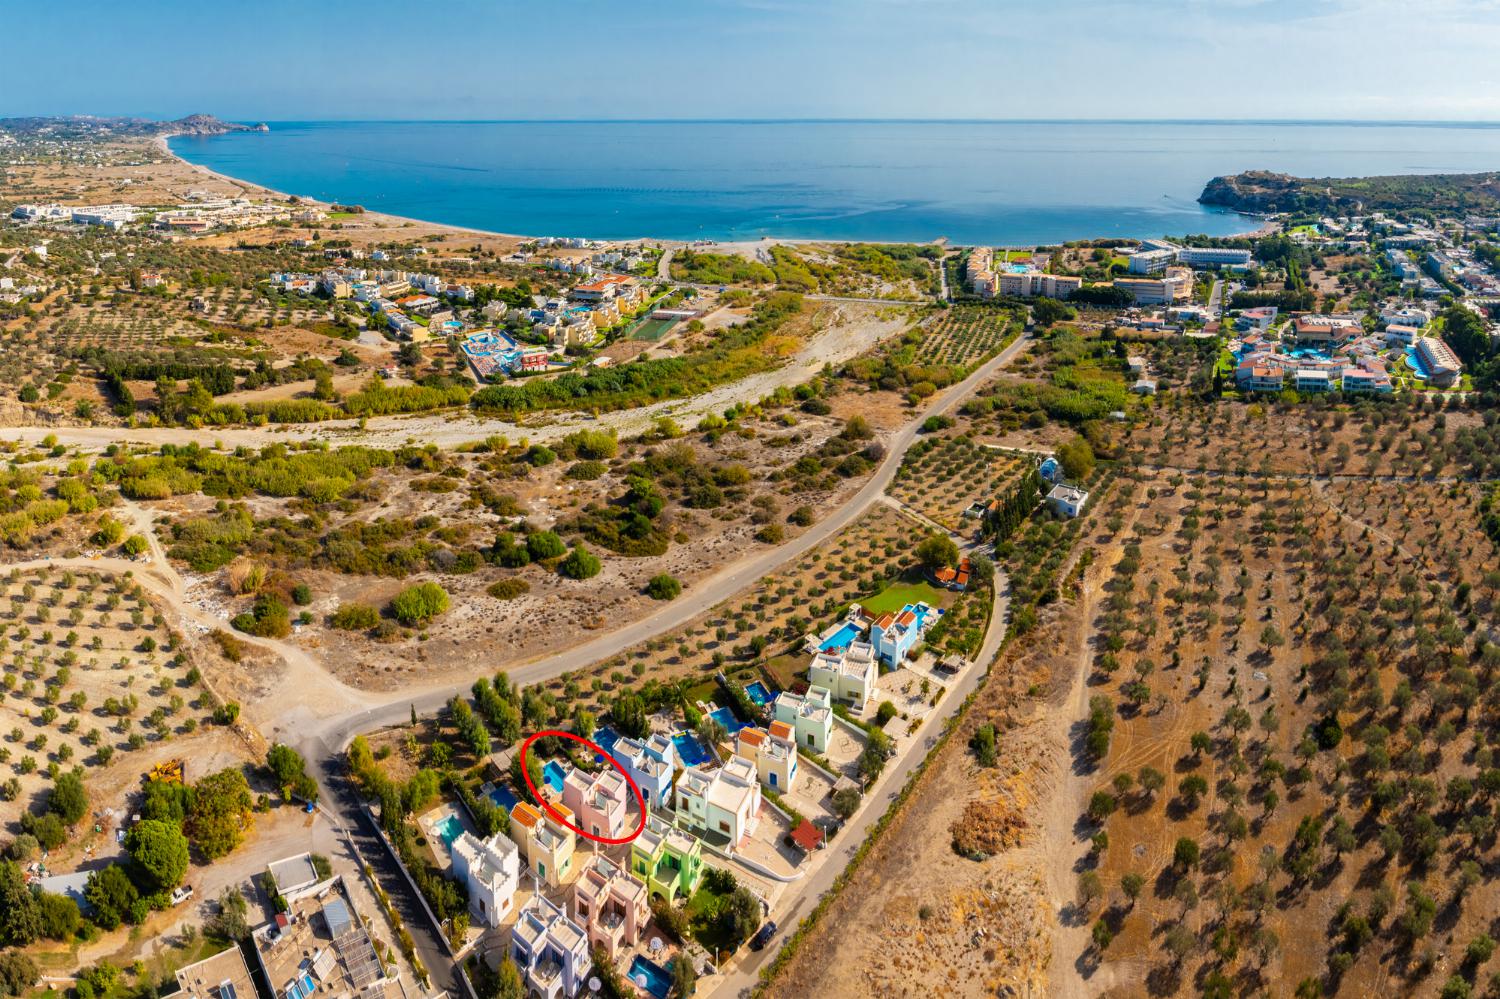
[
  {"left": 1047, "top": 484, "right": 1089, "bottom": 518},
  {"left": 451, "top": 830, "right": 520, "bottom": 928}
]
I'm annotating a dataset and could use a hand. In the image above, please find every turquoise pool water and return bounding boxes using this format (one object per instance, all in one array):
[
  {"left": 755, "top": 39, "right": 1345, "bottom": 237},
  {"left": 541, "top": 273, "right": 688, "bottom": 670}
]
[
  {"left": 544, "top": 760, "right": 566, "bottom": 793},
  {"left": 819, "top": 621, "right": 863, "bottom": 652},
  {"left": 672, "top": 732, "right": 712, "bottom": 768},
  {"left": 627, "top": 955, "right": 673, "bottom": 999},
  {"left": 432, "top": 814, "right": 464, "bottom": 849},
  {"left": 1405, "top": 345, "right": 1431, "bottom": 379},
  {"left": 709, "top": 705, "right": 747, "bottom": 735},
  {"left": 746, "top": 680, "right": 774, "bottom": 707}
]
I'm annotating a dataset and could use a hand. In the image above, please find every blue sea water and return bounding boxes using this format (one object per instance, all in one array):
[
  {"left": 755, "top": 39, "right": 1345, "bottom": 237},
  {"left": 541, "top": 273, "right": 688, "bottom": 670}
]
[{"left": 169, "top": 120, "right": 1500, "bottom": 245}]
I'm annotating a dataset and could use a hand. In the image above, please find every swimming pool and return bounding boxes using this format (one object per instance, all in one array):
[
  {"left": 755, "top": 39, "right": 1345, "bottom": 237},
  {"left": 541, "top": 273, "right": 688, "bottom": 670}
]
[
  {"left": 627, "top": 955, "right": 673, "bottom": 999},
  {"left": 1405, "top": 345, "right": 1431, "bottom": 379},
  {"left": 592, "top": 724, "right": 622, "bottom": 763},
  {"left": 544, "top": 760, "right": 567, "bottom": 794},
  {"left": 431, "top": 814, "right": 464, "bottom": 849},
  {"left": 745, "top": 680, "right": 774, "bottom": 707},
  {"left": 486, "top": 785, "right": 519, "bottom": 812},
  {"left": 709, "top": 705, "right": 747, "bottom": 735},
  {"left": 672, "top": 732, "right": 712, "bottom": 768},
  {"left": 819, "top": 621, "right": 864, "bottom": 652}
]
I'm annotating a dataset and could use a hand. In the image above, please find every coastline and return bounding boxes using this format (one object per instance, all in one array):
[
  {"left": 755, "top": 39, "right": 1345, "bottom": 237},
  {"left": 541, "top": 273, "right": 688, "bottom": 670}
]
[
  {"left": 156, "top": 132, "right": 559, "bottom": 247},
  {"left": 159, "top": 130, "right": 1267, "bottom": 250}
]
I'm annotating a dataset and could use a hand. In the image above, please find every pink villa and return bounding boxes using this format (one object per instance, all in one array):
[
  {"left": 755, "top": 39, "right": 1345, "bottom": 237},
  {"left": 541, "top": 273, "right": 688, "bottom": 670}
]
[
  {"left": 571, "top": 854, "right": 649, "bottom": 961},
  {"left": 559, "top": 764, "right": 630, "bottom": 841}
]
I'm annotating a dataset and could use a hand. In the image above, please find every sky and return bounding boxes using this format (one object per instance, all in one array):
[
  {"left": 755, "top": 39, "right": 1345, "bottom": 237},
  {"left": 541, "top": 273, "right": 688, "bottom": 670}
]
[{"left": 4, "top": 0, "right": 1500, "bottom": 121}]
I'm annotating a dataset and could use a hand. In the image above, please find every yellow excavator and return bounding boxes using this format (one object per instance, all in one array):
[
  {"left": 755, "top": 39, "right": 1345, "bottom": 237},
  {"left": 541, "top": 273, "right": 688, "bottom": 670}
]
[{"left": 147, "top": 759, "right": 185, "bottom": 785}]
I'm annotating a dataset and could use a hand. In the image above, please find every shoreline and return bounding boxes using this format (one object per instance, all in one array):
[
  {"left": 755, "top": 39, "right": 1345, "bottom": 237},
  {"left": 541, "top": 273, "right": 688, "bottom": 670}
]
[{"left": 159, "top": 131, "right": 1266, "bottom": 250}]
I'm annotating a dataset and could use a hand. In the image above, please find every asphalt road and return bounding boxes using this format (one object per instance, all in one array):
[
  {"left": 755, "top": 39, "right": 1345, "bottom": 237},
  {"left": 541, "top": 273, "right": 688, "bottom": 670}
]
[{"left": 707, "top": 536, "right": 1010, "bottom": 998}]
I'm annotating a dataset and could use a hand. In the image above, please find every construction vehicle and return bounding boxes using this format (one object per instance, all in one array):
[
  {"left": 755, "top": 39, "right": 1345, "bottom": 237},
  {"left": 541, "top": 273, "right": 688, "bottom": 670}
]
[{"left": 147, "top": 759, "right": 186, "bottom": 785}]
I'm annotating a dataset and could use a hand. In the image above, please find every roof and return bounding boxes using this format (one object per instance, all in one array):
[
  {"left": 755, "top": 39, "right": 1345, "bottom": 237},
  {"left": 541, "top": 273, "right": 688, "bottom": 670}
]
[
  {"left": 768, "top": 720, "right": 794, "bottom": 740},
  {"left": 737, "top": 727, "right": 767, "bottom": 749},
  {"left": 512, "top": 801, "right": 542, "bottom": 829},
  {"left": 791, "top": 818, "right": 825, "bottom": 852}
]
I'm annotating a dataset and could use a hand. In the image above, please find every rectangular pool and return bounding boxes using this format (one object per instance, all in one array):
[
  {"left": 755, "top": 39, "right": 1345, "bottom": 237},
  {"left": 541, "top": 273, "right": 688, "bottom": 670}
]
[
  {"left": 672, "top": 732, "right": 712, "bottom": 768},
  {"left": 819, "top": 621, "right": 863, "bottom": 652},
  {"left": 544, "top": 760, "right": 567, "bottom": 794},
  {"left": 592, "top": 725, "right": 622, "bottom": 763},
  {"left": 627, "top": 955, "right": 673, "bottom": 999},
  {"left": 745, "top": 680, "right": 774, "bottom": 707},
  {"left": 431, "top": 814, "right": 464, "bottom": 849},
  {"left": 486, "top": 785, "right": 519, "bottom": 812},
  {"left": 709, "top": 705, "right": 746, "bottom": 735}
]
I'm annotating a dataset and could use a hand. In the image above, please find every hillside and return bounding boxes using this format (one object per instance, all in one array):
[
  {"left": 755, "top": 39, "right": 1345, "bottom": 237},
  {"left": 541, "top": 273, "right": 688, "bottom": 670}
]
[{"left": 1199, "top": 168, "right": 1500, "bottom": 215}]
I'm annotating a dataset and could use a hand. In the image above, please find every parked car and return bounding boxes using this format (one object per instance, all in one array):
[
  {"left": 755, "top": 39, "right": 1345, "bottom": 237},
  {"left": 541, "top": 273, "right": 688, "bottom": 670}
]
[
  {"left": 750, "top": 920, "right": 777, "bottom": 951},
  {"left": 170, "top": 885, "right": 194, "bottom": 905}
]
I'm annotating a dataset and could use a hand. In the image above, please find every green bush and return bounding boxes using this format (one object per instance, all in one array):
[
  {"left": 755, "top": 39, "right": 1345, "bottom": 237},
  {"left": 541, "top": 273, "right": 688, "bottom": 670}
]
[
  {"left": 389, "top": 583, "right": 450, "bottom": 626},
  {"left": 526, "top": 530, "right": 566, "bottom": 561},
  {"left": 559, "top": 545, "right": 601, "bottom": 580},
  {"left": 330, "top": 603, "right": 380, "bottom": 630},
  {"left": 486, "top": 578, "right": 531, "bottom": 601},
  {"left": 646, "top": 574, "right": 682, "bottom": 600}
]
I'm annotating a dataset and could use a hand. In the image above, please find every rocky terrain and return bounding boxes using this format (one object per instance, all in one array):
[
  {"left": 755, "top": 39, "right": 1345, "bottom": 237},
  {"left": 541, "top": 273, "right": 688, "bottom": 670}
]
[{"left": 1199, "top": 167, "right": 1500, "bottom": 215}]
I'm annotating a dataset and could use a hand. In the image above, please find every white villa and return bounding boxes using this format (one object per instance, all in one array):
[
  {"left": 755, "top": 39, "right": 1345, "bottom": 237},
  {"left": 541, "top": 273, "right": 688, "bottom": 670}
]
[
  {"left": 773, "top": 686, "right": 834, "bottom": 753},
  {"left": 673, "top": 755, "right": 762, "bottom": 847},
  {"left": 450, "top": 830, "right": 520, "bottom": 928},
  {"left": 807, "top": 642, "right": 877, "bottom": 708}
]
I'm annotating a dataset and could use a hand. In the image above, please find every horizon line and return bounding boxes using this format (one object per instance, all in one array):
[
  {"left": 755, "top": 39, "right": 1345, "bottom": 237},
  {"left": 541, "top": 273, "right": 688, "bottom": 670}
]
[{"left": 193, "top": 116, "right": 1500, "bottom": 127}]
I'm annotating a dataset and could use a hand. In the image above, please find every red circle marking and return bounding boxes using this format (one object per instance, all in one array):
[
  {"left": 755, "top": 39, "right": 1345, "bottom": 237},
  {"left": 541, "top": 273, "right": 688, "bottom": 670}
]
[{"left": 517, "top": 730, "right": 648, "bottom": 845}]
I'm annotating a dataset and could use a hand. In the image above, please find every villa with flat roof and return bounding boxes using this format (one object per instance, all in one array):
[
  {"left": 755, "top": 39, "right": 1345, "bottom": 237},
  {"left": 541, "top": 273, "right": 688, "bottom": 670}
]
[
  {"left": 174, "top": 942, "right": 256, "bottom": 999},
  {"left": 510, "top": 895, "right": 591, "bottom": 999},
  {"left": 808, "top": 642, "right": 877, "bottom": 707},
  {"left": 559, "top": 764, "right": 629, "bottom": 841},
  {"left": 735, "top": 726, "right": 799, "bottom": 793},
  {"left": 571, "top": 854, "right": 648, "bottom": 961},
  {"left": 631, "top": 815, "right": 705, "bottom": 903},
  {"left": 451, "top": 830, "right": 520, "bottom": 928},
  {"left": 509, "top": 801, "right": 577, "bottom": 888},
  {"left": 673, "top": 755, "right": 762, "bottom": 847},
  {"left": 1047, "top": 484, "right": 1089, "bottom": 518},
  {"left": 773, "top": 686, "right": 834, "bottom": 753},
  {"left": 605, "top": 732, "right": 676, "bottom": 808}
]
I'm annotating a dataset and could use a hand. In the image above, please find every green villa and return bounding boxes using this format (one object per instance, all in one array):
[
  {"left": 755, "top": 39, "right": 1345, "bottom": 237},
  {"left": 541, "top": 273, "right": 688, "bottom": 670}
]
[{"left": 631, "top": 815, "right": 704, "bottom": 903}]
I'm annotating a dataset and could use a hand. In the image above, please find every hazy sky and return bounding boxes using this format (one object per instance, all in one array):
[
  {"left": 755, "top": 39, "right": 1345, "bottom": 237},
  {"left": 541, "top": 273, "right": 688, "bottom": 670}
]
[{"left": 5, "top": 0, "right": 1500, "bottom": 121}]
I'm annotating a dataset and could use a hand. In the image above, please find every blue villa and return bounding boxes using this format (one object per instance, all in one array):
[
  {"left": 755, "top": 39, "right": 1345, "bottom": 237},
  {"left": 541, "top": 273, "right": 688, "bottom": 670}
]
[
  {"left": 1039, "top": 456, "right": 1061, "bottom": 483},
  {"left": 870, "top": 602, "right": 936, "bottom": 668},
  {"left": 602, "top": 732, "right": 677, "bottom": 808}
]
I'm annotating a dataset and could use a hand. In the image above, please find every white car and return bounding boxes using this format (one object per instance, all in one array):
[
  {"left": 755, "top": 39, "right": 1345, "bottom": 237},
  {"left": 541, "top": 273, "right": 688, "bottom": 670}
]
[{"left": 171, "top": 885, "right": 194, "bottom": 905}]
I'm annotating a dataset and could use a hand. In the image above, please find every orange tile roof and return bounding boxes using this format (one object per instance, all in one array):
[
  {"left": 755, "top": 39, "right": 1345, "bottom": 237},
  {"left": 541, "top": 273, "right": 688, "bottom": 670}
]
[
  {"left": 790, "top": 818, "right": 825, "bottom": 852},
  {"left": 738, "top": 728, "right": 767, "bottom": 748},
  {"left": 769, "top": 720, "right": 793, "bottom": 740},
  {"left": 511, "top": 801, "right": 541, "bottom": 829},
  {"left": 875, "top": 613, "right": 896, "bottom": 630},
  {"left": 896, "top": 610, "right": 916, "bottom": 627},
  {"left": 934, "top": 567, "right": 956, "bottom": 584}
]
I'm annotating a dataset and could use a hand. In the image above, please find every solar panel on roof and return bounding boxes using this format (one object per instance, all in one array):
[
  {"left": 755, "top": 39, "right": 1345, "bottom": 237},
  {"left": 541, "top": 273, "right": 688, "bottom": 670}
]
[{"left": 218, "top": 981, "right": 237, "bottom": 999}]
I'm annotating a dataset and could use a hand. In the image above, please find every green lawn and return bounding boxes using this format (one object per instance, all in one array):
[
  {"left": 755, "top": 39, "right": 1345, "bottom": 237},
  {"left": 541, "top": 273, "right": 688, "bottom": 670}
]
[
  {"left": 686, "top": 886, "right": 736, "bottom": 956},
  {"left": 853, "top": 578, "right": 951, "bottom": 616}
]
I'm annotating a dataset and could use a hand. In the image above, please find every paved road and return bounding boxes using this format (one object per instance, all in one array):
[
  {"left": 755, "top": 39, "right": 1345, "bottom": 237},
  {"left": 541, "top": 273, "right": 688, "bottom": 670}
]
[
  {"left": 707, "top": 537, "right": 1011, "bottom": 999},
  {"left": 274, "top": 331, "right": 1032, "bottom": 992},
  {"left": 281, "top": 329, "right": 1035, "bottom": 760}
]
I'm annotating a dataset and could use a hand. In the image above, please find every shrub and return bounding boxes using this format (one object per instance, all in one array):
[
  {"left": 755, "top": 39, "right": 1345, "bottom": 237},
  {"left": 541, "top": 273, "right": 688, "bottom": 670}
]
[
  {"left": 485, "top": 578, "right": 531, "bottom": 601},
  {"left": 330, "top": 603, "right": 380, "bottom": 630},
  {"left": 121, "top": 535, "right": 149, "bottom": 557},
  {"left": 330, "top": 603, "right": 381, "bottom": 627},
  {"left": 526, "top": 530, "right": 566, "bottom": 561},
  {"left": 875, "top": 701, "right": 897, "bottom": 726},
  {"left": 646, "top": 574, "right": 682, "bottom": 600},
  {"left": 389, "top": 583, "right": 450, "bottom": 626},
  {"left": 558, "top": 545, "right": 601, "bottom": 580},
  {"left": 48, "top": 772, "right": 88, "bottom": 825}
]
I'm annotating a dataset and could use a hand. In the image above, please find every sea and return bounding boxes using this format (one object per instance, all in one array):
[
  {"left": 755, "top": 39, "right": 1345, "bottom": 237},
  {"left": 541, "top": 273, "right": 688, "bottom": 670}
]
[{"left": 168, "top": 120, "right": 1500, "bottom": 246}]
